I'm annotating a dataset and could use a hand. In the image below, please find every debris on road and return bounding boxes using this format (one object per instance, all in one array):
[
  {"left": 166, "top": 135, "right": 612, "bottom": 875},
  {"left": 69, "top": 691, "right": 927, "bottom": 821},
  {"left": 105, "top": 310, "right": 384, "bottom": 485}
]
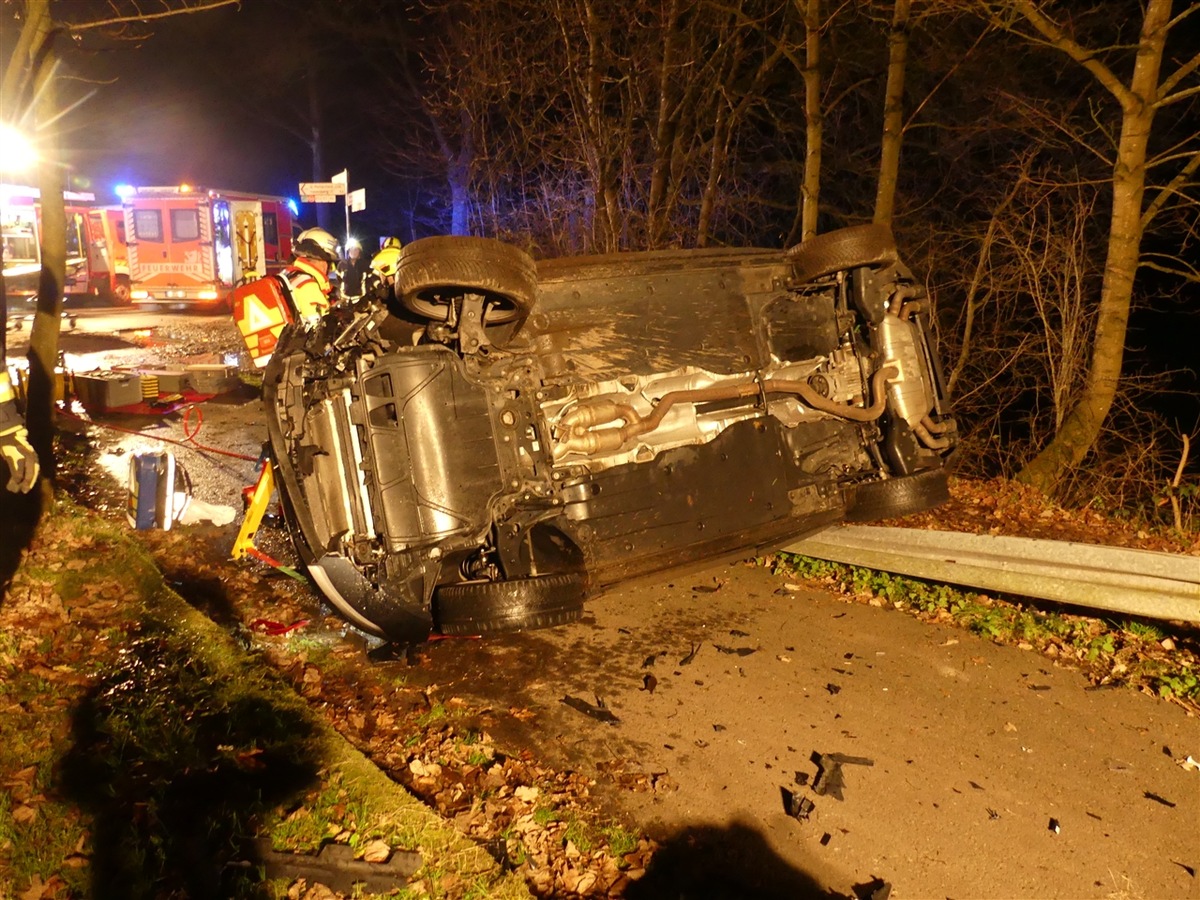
[
  {"left": 561, "top": 694, "right": 620, "bottom": 725},
  {"left": 1143, "top": 791, "right": 1177, "bottom": 808},
  {"left": 1048, "top": 818, "right": 1061, "bottom": 834},
  {"left": 1173, "top": 861, "right": 1196, "bottom": 878},
  {"left": 1177, "top": 755, "right": 1199, "bottom": 773},
  {"left": 987, "top": 807, "right": 1000, "bottom": 820},
  {"left": 826, "top": 683, "right": 842, "bottom": 695},
  {"left": 641, "top": 674, "right": 658, "bottom": 694},
  {"left": 249, "top": 618, "right": 310, "bottom": 636},
  {"left": 853, "top": 877, "right": 893, "bottom": 900},
  {"left": 691, "top": 584, "right": 721, "bottom": 593},
  {"left": 811, "top": 751, "right": 875, "bottom": 801},
  {"left": 729, "top": 628, "right": 750, "bottom": 637},
  {"left": 781, "top": 787, "right": 815, "bottom": 821},
  {"left": 794, "top": 771, "right": 810, "bottom": 787},
  {"left": 679, "top": 642, "right": 701, "bottom": 665},
  {"left": 713, "top": 643, "right": 758, "bottom": 656},
  {"left": 642, "top": 651, "right": 665, "bottom": 667},
  {"left": 820, "top": 832, "right": 832, "bottom": 846}
]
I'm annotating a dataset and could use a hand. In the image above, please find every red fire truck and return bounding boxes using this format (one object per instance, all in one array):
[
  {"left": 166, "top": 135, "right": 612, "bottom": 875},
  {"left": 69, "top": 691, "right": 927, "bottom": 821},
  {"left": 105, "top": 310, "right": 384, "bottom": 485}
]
[
  {"left": 123, "top": 186, "right": 294, "bottom": 309},
  {"left": 1, "top": 184, "right": 112, "bottom": 302}
]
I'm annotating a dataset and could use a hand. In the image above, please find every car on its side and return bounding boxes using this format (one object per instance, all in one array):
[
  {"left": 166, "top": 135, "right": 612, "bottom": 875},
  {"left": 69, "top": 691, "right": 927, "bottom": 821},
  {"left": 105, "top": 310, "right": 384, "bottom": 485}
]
[{"left": 263, "top": 225, "right": 957, "bottom": 642}]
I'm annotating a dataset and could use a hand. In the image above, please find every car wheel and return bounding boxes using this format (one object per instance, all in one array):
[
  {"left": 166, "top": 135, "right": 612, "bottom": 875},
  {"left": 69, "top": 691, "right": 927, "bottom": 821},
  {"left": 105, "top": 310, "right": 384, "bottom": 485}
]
[
  {"left": 844, "top": 467, "right": 950, "bottom": 523},
  {"left": 394, "top": 236, "right": 537, "bottom": 325},
  {"left": 785, "top": 224, "right": 899, "bottom": 283},
  {"left": 434, "top": 572, "right": 585, "bottom": 635},
  {"left": 112, "top": 275, "right": 132, "bottom": 306}
]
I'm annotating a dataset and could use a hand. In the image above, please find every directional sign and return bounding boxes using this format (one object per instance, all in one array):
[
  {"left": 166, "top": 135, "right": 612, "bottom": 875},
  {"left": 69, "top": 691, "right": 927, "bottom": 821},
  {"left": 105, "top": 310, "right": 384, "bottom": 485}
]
[
  {"left": 347, "top": 188, "right": 366, "bottom": 212},
  {"left": 299, "top": 181, "right": 345, "bottom": 203}
]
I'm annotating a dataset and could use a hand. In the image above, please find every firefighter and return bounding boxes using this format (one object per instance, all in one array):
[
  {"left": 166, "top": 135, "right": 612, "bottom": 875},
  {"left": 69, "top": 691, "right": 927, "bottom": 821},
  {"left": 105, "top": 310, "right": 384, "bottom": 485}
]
[
  {"left": 338, "top": 242, "right": 369, "bottom": 300},
  {"left": 368, "top": 245, "right": 402, "bottom": 299},
  {"left": 0, "top": 370, "right": 38, "bottom": 493},
  {"left": 283, "top": 226, "right": 340, "bottom": 325},
  {"left": 380, "top": 236, "right": 403, "bottom": 250}
]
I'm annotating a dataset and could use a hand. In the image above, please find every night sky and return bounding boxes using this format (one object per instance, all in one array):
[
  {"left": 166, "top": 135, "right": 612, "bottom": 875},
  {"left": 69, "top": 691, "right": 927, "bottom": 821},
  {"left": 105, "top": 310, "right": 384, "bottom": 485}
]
[{"left": 40, "top": 1, "right": 384, "bottom": 233}]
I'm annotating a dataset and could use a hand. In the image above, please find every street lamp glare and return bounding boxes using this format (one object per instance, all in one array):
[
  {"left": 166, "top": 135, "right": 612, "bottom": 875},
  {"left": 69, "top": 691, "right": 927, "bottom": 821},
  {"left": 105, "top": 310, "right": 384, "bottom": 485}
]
[{"left": 0, "top": 124, "right": 37, "bottom": 174}]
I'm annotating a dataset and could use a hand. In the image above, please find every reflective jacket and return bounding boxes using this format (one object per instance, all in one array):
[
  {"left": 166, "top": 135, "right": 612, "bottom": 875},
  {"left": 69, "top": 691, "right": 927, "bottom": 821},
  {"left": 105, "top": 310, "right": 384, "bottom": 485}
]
[{"left": 282, "top": 257, "right": 333, "bottom": 324}]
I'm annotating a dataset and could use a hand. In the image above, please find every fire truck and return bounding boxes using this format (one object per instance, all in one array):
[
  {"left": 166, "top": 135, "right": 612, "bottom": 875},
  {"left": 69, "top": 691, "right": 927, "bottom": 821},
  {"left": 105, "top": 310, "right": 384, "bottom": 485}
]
[
  {"left": 124, "top": 186, "right": 295, "bottom": 309},
  {"left": 1, "top": 184, "right": 111, "bottom": 303}
]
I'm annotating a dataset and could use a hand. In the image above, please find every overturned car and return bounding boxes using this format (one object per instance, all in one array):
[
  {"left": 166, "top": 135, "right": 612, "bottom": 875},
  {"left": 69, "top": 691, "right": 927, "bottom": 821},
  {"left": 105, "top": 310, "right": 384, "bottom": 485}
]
[{"left": 263, "top": 226, "right": 956, "bottom": 642}]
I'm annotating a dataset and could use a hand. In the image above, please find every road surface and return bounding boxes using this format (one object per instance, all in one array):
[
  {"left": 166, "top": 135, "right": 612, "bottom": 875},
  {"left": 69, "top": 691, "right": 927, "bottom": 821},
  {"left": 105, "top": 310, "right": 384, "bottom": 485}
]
[{"left": 54, "top": 319, "right": 1200, "bottom": 899}]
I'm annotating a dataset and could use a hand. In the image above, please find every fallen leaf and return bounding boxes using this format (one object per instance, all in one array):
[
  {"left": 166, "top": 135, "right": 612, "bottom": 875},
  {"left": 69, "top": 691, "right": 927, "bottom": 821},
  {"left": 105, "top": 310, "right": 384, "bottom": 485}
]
[{"left": 359, "top": 838, "right": 391, "bottom": 863}]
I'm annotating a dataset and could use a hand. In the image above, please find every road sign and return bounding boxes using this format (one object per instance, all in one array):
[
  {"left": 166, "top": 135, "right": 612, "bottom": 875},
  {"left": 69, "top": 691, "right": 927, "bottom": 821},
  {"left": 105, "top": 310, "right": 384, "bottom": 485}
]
[
  {"left": 299, "top": 181, "right": 344, "bottom": 202},
  {"left": 348, "top": 188, "right": 366, "bottom": 212}
]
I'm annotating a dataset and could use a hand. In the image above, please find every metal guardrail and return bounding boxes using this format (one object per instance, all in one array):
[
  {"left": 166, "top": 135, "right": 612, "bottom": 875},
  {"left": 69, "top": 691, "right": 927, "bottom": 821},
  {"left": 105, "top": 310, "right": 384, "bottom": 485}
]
[{"left": 781, "top": 526, "right": 1200, "bottom": 624}]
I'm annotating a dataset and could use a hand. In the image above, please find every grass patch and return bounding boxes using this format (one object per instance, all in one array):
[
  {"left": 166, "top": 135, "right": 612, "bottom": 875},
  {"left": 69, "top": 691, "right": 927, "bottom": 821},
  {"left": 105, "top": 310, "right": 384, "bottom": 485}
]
[
  {"left": 774, "top": 552, "right": 1200, "bottom": 708},
  {"left": 0, "top": 501, "right": 526, "bottom": 899}
]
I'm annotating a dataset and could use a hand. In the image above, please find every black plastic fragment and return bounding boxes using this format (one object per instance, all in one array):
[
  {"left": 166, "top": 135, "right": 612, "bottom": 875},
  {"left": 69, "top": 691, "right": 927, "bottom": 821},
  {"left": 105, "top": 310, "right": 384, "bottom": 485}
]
[
  {"left": 642, "top": 652, "right": 664, "bottom": 668},
  {"left": 366, "top": 642, "right": 420, "bottom": 665},
  {"left": 852, "top": 877, "right": 892, "bottom": 900},
  {"left": 811, "top": 751, "right": 874, "bottom": 801},
  {"left": 679, "top": 642, "right": 701, "bottom": 665},
  {"left": 561, "top": 695, "right": 619, "bottom": 725},
  {"left": 1163, "top": 744, "right": 1174, "bottom": 757},
  {"left": 1144, "top": 791, "right": 1176, "bottom": 808},
  {"left": 1048, "top": 817, "right": 1061, "bottom": 834},
  {"left": 826, "top": 683, "right": 841, "bottom": 695},
  {"left": 641, "top": 673, "right": 658, "bottom": 694},
  {"left": 820, "top": 832, "right": 831, "bottom": 846},
  {"left": 1172, "top": 861, "right": 1196, "bottom": 878},
  {"left": 781, "top": 786, "right": 814, "bottom": 821},
  {"left": 713, "top": 644, "right": 758, "bottom": 657},
  {"left": 730, "top": 629, "right": 750, "bottom": 637},
  {"left": 1028, "top": 684, "right": 1052, "bottom": 692},
  {"left": 712, "top": 723, "right": 726, "bottom": 732},
  {"left": 794, "top": 770, "right": 810, "bottom": 787}
]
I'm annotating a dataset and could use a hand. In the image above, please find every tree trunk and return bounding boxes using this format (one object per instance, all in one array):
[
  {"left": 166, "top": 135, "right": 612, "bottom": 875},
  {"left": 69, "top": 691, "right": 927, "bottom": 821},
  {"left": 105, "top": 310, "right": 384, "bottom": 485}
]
[
  {"left": 798, "top": 0, "right": 822, "bottom": 243},
  {"left": 307, "top": 60, "right": 329, "bottom": 232},
  {"left": 22, "top": 0, "right": 62, "bottom": 490},
  {"left": 1015, "top": 0, "right": 1170, "bottom": 492},
  {"left": 873, "top": 0, "right": 910, "bottom": 226}
]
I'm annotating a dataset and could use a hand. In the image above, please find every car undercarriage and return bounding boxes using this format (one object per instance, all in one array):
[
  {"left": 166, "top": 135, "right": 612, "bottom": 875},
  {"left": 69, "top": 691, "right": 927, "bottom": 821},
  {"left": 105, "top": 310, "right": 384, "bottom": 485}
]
[{"left": 263, "top": 226, "right": 957, "bottom": 642}]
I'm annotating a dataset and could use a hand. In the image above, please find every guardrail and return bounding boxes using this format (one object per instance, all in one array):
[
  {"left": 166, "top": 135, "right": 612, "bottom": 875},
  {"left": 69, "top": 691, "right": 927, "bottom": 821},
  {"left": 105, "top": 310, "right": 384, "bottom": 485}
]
[{"left": 781, "top": 526, "right": 1200, "bottom": 624}]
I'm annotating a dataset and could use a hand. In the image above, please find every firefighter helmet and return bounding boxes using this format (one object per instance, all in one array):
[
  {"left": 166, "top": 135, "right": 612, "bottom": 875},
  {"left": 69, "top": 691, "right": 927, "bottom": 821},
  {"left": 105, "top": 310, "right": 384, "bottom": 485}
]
[
  {"left": 370, "top": 246, "right": 402, "bottom": 279},
  {"left": 381, "top": 236, "right": 403, "bottom": 250},
  {"left": 294, "top": 227, "right": 340, "bottom": 264}
]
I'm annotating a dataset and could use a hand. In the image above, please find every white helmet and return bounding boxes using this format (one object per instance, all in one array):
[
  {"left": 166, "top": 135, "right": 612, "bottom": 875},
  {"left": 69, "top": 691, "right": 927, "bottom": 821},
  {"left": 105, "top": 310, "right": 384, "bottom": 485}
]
[{"left": 293, "top": 227, "right": 340, "bottom": 263}]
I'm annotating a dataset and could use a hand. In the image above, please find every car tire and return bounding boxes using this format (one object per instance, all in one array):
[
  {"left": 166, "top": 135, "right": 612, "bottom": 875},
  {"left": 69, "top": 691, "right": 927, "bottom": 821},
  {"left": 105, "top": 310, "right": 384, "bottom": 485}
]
[
  {"left": 112, "top": 275, "right": 132, "bottom": 306},
  {"left": 434, "top": 572, "right": 585, "bottom": 635},
  {"left": 844, "top": 467, "right": 950, "bottom": 523},
  {"left": 785, "top": 224, "right": 899, "bottom": 283},
  {"left": 394, "top": 236, "right": 537, "bottom": 325}
]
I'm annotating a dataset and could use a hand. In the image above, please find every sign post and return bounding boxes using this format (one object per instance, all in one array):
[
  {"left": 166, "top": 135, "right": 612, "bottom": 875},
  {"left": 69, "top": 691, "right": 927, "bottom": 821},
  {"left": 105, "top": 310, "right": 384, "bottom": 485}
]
[{"left": 332, "top": 170, "right": 350, "bottom": 248}]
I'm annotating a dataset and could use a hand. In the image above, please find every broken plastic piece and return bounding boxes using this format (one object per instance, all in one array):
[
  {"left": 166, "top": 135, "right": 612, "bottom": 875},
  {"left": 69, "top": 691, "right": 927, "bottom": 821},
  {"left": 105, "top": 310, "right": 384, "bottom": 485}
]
[
  {"left": 714, "top": 644, "right": 758, "bottom": 656},
  {"left": 852, "top": 877, "right": 892, "bottom": 900},
  {"left": 826, "top": 683, "right": 841, "bottom": 695},
  {"left": 1048, "top": 817, "right": 1061, "bottom": 834},
  {"left": 641, "top": 674, "right": 658, "bottom": 694},
  {"left": 679, "top": 642, "right": 701, "bottom": 665},
  {"left": 820, "top": 832, "right": 831, "bottom": 846},
  {"left": 811, "top": 751, "right": 875, "bottom": 801},
  {"left": 781, "top": 787, "right": 814, "bottom": 821},
  {"left": 1143, "top": 791, "right": 1176, "bottom": 808},
  {"left": 561, "top": 694, "right": 619, "bottom": 725}
]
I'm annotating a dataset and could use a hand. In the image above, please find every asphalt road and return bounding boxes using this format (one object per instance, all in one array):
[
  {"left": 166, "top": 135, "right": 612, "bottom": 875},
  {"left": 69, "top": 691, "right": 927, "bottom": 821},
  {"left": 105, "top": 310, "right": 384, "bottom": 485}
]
[{"left": 60, "top": 318, "right": 1200, "bottom": 899}]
